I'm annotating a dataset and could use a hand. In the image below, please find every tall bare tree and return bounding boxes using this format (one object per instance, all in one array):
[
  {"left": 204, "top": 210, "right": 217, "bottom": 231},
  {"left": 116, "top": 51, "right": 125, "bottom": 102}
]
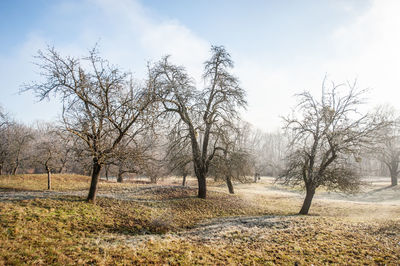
[
  {"left": 148, "top": 45, "right": 246, "bottom": 198},
  {"left": 24, "top": 46, "right": 154, "bottom": 203},
  {"left": 280, "top": 79, "right": 387, "bottom": 214}
]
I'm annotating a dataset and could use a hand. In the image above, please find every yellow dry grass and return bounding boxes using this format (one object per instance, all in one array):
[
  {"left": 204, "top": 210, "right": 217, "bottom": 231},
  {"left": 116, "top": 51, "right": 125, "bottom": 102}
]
[
  {"left": 0, "top": 174, "right": 399, "bottom": 265},
  {"left": 0, "top": 174, "right": 91, "bottom": 191}
]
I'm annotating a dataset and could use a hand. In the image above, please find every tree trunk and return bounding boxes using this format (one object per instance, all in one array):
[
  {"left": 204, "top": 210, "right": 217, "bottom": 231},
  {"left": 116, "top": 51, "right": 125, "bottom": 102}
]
[
  {"left": 12, "top": 155, "right": 20, "bottom": 175},
  {"left": 117, "top": 171, "right": 123, "bottom": 183},
  {"left": 226, "top": 175, "right": 234, "bottom": 194},
  {"left": 182, "top": 174, "right": 187, "bottom": 186},
  {"left": 391, "top": 172, "right": 398, "bottom": 186},
  {"left": 46, "top": 167, "right": 52, "bottom": 190},
  {"left": 299, "top": 185, "right": 315, "bottom": 215},
  {"left": 189, "top": 126, "right": 207, "bottom": 198},
  {"left": 197, "top": 173, "right": 207, "bottom": 199},
  {"left": 254, "top": 173, "right": 259, "bottom": 183},
  {"left": 12, "top": 159, "right": 19, "bottom": 175},
  {"left": 58, "top": 160, "right": 66, "bottom": 173},
  {"left": 389, "top": 165, "right": 398, "bottom": 186},
  {"left": 12, "top": 165, "right": 18, "bottom": 175},
  {"left": 0, "top": 165, "right": 2, "bottom": 175},
  {"left": 105, "top": 165, "right": 109, "bottom": 181},
  {"left": 87, "top": 158, "right": 102, "bottom": 203}
]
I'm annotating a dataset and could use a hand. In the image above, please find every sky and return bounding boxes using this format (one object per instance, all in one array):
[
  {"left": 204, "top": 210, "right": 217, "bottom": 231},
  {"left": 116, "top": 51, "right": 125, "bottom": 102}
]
[{"left": 0, "top": 0, "right": 399, "bottom": 131}]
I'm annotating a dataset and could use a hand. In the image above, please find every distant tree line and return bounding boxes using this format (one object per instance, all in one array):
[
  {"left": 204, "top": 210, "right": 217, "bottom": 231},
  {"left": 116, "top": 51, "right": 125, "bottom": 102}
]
[{"left": 0, "top": 103, "right": 285, "bottom": 193}]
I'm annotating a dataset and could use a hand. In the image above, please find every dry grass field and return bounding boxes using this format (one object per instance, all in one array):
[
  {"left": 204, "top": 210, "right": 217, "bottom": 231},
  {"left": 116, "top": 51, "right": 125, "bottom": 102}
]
[{"left": 0, "top": 174, "right": 399, "bottom": 265}]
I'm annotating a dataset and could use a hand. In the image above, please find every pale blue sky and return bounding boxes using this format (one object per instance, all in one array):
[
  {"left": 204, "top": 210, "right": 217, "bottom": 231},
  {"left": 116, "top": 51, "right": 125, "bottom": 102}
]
[{"left": 1, "top": 0, "right": 398, "bottom": 130}]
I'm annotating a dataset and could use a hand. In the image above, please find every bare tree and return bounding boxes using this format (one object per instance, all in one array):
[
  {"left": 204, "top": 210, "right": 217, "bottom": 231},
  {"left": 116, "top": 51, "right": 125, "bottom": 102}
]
[
  {"left": 110, "top": 131, "right": 156, "bottom": 183},
  {"left": 210, "top": 123, "right": 253, "bottom": 193},
  {"left": 0, "top": 112, "right": 39, "bottom": 176},
  {"left": 149, "top": 45, "right": 246, "bottom": 198},
  {"left": 32, "top": 123, "right": 64, "bottom": 190},
  {"left": 374, "top": 106, "right": 400, "bottom": 186},
  {"left": 3, "top": 123, "right": 33, "bottom": 175},
  {"left": 24, "top": 46, "right": 154, "bottom": 203},
  {"left": 0, "top": 106, "right": 12, "bottom": 175},
  {"left": 0, "top": 105, "right": 9, "bottom": 130},
  {"left": 164, "top": 125, "right": 193, "bottom": 187},
  {"left": 280, "top": 79, "right": 387, "bottom": 214},
  {"left": 113, "top": 146, "right": 141, "bottom": 183},
  {"left": 54, "top": 130, "right": 78, "bottom": 174},
  {"left": 0, "top": 135, "right": 8, "bottom": 175}
]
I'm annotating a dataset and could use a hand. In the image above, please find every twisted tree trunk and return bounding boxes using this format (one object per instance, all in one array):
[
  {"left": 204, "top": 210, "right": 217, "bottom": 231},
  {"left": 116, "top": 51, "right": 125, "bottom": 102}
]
[
  {"left": 87, "top": 157, "right": 102, "bottom": 203},
  {"left": 299, "top": 185, "right": 315, "bottom": 215}
]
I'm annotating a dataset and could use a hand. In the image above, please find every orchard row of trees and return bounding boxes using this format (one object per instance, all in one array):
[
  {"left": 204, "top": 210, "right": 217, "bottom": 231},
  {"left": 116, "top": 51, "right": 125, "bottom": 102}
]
[
  {"left": 3, "top": 44, "right": 398, "bottom": 214},
  {"left": 23, "top": 45, "right": 283, "bottom": 203}
]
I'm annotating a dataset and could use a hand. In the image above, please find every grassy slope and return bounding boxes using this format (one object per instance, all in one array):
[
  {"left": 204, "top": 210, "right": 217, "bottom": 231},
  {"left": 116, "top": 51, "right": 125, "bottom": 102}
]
[{"left": 0, "top": 174, "right": 399, "bottom": 265}]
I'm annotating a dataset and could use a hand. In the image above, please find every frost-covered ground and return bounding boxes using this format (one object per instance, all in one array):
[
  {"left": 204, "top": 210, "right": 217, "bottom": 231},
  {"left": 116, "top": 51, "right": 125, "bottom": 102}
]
[{"left": 1, "top": 174, "right": 399, "bottom": 264}]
